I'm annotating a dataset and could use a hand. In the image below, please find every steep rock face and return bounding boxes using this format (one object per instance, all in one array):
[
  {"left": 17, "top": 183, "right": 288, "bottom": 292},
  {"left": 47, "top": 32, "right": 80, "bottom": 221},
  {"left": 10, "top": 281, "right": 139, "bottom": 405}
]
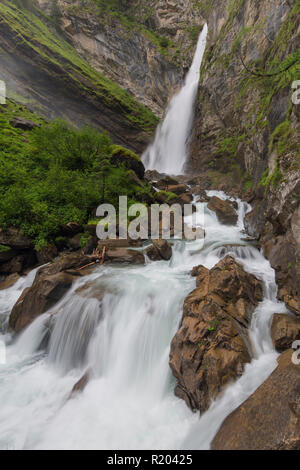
[
  {"left": 212, "top": 350, "right": 300, "bottom": 450},
  {"left": 36, "top": 0, "right": 184, "bottom": 118},
  {"left": 169, "top": 256, "right": 263, "bottom": 413},
  {"left": 0, "top": 0, "right": 205, "bottom": 152},
  {"left": 188, "top": 0, "right": 300, "bottom": 313}
]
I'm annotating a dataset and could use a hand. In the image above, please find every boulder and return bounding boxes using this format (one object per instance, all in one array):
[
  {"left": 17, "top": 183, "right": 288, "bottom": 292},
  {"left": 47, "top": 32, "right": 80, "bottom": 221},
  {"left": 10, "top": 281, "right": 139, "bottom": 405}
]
[
  {"left": 155, "top": 176, "right": 179, "bottom": 190},
  {"left": 36, "top": 244, "right": 58, "bottom": 264},
  {"left": 146, "top": 239, "right": 172, "bottom": 261},
  {"left": 60, "top": 222, "right": 83, "bottom": 237},
  {"left": 0, "top": 273, "right": 20, "bottom": 290},
  {"left": 105, "top": 247, "right": 145, "bottom": 265},
  {"left": 34, "top": 251, "right": 98, "bottom": 281},
  {"left": 110, "top": 146, "right": 145, "bottom": 179},
  {"left": 212, "top": 350, "right": 300, "bottom": 450},
  {"left": 70, "top": 370, "right": 91, "bottom": 397},
  {"left": 0, "top": 228, "right": 32, "bottom": 249},
  {"left": 207, "top": 196, "right": 238, "bottom": 225},
  {"left": 169, "top": 256, "right": 263, "bottom": 413},
  {"left": 176, "top": 192, "right": 193, "bottom": 206},
  {"left": 10, "top": 117, "right": 39, "bottom": 130},
  {"left": 9, "top": 272, "right": 75, "bottom": 333},
  {"left": 166, "top": 184, "right": 188, "bottom": 195},
  {"left": 0, "top": 255, "right": 25, "bottom": 274},
  {"left": 271, "top": 313, "right": 300, "bottom": 352},
  {"left": 145, "top": 244, "right": 162, "bottom": 261}
]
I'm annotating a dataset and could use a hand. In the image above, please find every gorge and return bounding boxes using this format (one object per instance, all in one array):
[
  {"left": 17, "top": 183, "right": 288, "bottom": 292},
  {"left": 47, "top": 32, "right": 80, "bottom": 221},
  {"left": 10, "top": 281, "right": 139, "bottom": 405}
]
[{"left": 0, "top": 0, "right": 299, "bottom": 451}]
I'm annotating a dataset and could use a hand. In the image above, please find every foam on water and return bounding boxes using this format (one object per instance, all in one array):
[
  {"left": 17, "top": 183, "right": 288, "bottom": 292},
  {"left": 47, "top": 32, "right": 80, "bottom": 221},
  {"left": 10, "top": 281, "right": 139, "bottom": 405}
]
[{"left": 0, "top": 192, "right": 288, "bottom": 449}]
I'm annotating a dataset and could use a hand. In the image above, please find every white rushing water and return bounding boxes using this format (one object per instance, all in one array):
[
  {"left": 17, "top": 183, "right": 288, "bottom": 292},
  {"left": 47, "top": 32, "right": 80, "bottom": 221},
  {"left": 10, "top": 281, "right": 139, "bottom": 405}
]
[
  {"left": 0, "top": 193, "right": 288, "bottom": 450},
  {"left": 142, "top": 24, "right": 208, "bottom": 175}
]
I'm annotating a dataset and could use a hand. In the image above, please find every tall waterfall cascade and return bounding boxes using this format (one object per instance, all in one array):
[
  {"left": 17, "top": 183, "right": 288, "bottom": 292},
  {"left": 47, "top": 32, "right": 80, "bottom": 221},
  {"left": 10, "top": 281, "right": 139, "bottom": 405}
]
[{"left": 142, "top": 24, "right": 208, "bottom": 175}]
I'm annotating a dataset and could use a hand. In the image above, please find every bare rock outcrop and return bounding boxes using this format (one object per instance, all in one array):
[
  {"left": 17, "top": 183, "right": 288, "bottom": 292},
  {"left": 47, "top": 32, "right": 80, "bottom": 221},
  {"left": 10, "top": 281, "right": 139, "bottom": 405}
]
[
  {"left": 212, "top": 350, "right": 300, "bottom": 450},
  {"left": 207, "top": 197, "right": 238, "bottom": 226},
  {"left": 271, "top": 314, "right": 300, "bottom": 352},
  {"left": 169, "top": 256, "right": 263, "bottom": 413}
]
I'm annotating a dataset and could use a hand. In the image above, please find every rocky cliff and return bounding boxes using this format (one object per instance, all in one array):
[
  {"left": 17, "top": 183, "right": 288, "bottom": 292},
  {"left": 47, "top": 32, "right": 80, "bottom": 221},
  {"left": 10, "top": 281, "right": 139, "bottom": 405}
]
[
  {"left": 187, "top": 0, "right": 300, "bottom": 315},
  {"left": 0, "top": 0, "right": 204, "bottom": 152}
]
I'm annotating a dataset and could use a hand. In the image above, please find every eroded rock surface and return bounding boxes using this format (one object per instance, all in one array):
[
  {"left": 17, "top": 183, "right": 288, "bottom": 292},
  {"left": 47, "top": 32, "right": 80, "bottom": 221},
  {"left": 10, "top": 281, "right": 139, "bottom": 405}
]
[
  {"left": 212, "top": 350, "right": 300, "bottom": 450},
  {"left": 169, "top": 255, "right": 263, "bottom": 412}
]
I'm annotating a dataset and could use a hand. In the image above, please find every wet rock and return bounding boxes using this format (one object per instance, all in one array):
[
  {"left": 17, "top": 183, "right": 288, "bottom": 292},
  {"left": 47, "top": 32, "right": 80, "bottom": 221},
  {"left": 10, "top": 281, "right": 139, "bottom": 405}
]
[
  {"left": 166, "top": 184, "right": 189, "bottom": 195},
  {"left": 36, "top": 244, "right": 58, "bottom": 264},
  {"left": 271, "top": 314, "right": 300, "bottom": 352},
  {"left": 70, "top": 370, "right": 91, "bottom": 397},
  {"left": 9, "top": 272, "right": 75, "bottom": 333},
  {"left": 10, "top": 117, "right": 39, "bottom": 130},
  {"left": 155, "top": 176, "right": 179, "bottom": 190},
  {"left": 144, "top": 170, "right": 166, "bottom": 183},
  {"left": 169, "top": 256, "right": 263, "bottom": 413},
  {"left": 147, "top": 239, "right": 172, "bottom": 261},
  {"left": 0, "top": 273, "right": 20, "bottom": 290},
  {"left": 208, "top": 197, "right": 238, "bottom": 226},
  {"left": 0, "top": 228, "right": 32, "bottom": 250},
  {"left": 176, "top": 192, "right": 193, "bottom": 206},
  {"left": 105, "top": 247, "right": 145, "bottom": 265},
  {"left": 61, "top": 222, "right": 83, "bottom": 237},
  {"left": 35, "top": 251, "right": 98, "bottom": 281},
  {"left": 212, "top": 350, "right": 300, "bottom": 450}
]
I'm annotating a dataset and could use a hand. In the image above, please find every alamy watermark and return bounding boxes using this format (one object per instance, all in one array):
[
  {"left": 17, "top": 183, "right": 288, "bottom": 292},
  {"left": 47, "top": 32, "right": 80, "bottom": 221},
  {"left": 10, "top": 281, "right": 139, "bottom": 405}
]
[
  {"left": 0, "top": 339, "right": 6, "bottom": 365},
  {"left": 0, "top": 80, "right": 6, "bottom": 104},
  {"left": 292, "top": 80, "right": 300, "bottom": 105},
  {"left": 95, "top": 196, "right": 205, "bottom": 244},
  {"left": 292, "top": 340, "right": 300, "bottom": 365}
]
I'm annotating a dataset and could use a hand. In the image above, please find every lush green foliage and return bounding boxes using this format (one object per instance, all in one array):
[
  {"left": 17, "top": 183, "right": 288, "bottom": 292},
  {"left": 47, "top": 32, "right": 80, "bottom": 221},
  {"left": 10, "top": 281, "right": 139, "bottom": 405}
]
[{"left": 0, "top": 101, "right": 153, "bottom": 249}]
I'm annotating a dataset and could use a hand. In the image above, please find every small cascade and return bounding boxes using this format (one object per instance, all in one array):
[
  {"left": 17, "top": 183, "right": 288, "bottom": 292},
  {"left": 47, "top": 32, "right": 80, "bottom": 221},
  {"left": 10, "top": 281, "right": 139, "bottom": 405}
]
[
  {"left": 0, "top": 192, "right": 289, "bottom": 450},
  {"left": 142, "top": 24, "right": 208, "bottom": 174}
]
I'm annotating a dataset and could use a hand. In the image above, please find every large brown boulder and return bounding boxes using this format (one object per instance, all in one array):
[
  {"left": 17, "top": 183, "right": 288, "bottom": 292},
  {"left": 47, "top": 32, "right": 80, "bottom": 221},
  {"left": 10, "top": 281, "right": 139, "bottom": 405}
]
[
  {"left": 166, "top": 184, "right": 189, "bottom": 195},
  {"left": 271, "top": 313, "right": 300, "bottom": 352},
  {"left": 169, "top": 256, "right": 263, "bottom": 413},
  {"left": 35, "top": 251, "right": 97, "bottom": 281},
  {"left": 0, "top": 228, "right": 32, "bottom": 250},
  {"left": 212, "top": 350, "right": 300, "bottom": 450},
  {"left": 145, "top": 239, "right": 172, "bottom": 261},
  {"left": 207, "top": 196, "right": 238, "bottom": 226},
  {"left": 9, "top": 272, "right": 75, "bottom": 333},
  {"left": 105, "top": 247, "right": 145, "bottom": 265}
]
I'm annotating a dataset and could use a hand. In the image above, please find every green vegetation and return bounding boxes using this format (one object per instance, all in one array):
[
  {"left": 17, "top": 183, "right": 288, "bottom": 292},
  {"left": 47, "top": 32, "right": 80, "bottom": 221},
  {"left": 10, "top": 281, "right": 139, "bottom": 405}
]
[
  {"left": 0, "top": 101, "right": 154, "bottom": 249},
  {"left": 0, "top": 0, "right": 158, "bottom": 134}
]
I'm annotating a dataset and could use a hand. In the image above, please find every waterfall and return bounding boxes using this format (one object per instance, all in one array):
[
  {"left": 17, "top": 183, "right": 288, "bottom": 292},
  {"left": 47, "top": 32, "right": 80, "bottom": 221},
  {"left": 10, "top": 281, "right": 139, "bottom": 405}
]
[
  {"left": 0, "top": 192, "right": 288, "bottom": 450},
  {"left": 142, "top": 24, "right": 208, "bottom": 175}
]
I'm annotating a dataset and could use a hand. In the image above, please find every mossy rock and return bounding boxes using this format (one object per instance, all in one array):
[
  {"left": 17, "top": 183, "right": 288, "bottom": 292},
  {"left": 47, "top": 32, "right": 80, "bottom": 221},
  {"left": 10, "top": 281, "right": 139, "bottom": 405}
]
[{"left": 110, "top": 145, "right": 145, "bottom": 179}]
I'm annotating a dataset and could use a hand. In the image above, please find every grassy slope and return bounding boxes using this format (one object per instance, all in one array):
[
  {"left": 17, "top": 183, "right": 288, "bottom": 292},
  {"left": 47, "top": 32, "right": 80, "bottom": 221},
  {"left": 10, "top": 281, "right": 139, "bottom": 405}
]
[{"left": 0, "top": 100, "right": 154, "bottom": 249}]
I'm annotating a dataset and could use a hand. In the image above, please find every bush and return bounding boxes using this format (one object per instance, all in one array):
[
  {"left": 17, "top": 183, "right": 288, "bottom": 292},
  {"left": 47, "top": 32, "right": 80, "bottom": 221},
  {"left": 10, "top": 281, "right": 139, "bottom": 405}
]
[{"left": 0, "top": 106, "right": 153, "bottom": 249}]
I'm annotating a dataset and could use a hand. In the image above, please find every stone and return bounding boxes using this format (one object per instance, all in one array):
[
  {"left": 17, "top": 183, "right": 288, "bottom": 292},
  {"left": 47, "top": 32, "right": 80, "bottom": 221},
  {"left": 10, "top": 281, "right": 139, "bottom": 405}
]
[
  {"left": 212, "top": 350, "right": 300, "bottom": 450},
  {"left": 10, "top": 117, "right": 39, "bottom": 130},
  {"left": 207, "top": 197, "right": 238, "bottom": 226},
  {"left": 36, "top": 245, "right": 58, "bottom": 264},
  {"left": 271, "top": 313, "right": 300, "bottom": 352},
  {"left": 169, "top": 256, "right": 263, "bottom": 413},
  {"left": 9, "top": 272, "right": 75, "bottom": 332},
  {"left": 0, "top": 228, "right": 32, "bottom": 250},
  {"left": 152, "top": 239, "right": 172, "bottom": 260}
]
